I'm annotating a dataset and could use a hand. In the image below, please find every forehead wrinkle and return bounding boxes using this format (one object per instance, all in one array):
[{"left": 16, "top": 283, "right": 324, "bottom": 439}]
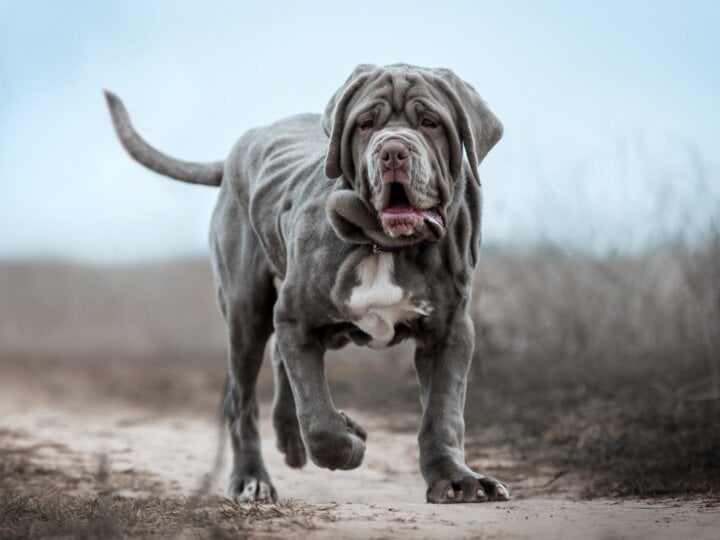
[
  {"left": 351, "top": 77, "right": 394, "bottom": 121},
  {"left": 401, "top": 74, "right": 449, "bottom": 120},
  {"left": 408, "top": 77, "right": 453, "bottom": 117},
  {"left": 391, "top": 73, "right": 412, "bottom": 114}
]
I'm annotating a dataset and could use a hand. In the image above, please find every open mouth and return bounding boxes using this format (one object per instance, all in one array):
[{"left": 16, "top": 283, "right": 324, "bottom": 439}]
[
  {"left": 387, "top": 182, "right": 411, "bottom": 208},
  {"left": 379, "top": 183, "right": 444, "bottom": 238}
]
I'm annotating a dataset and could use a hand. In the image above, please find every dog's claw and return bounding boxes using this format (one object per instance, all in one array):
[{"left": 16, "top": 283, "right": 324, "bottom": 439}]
[
  {"left": 427, "top": 475, "right": 510, "bottom": 504},
  {"left": 227, "top": 477, "right": 277, "bottom": 503},
  {"left": 496, "top": 484, "right": 511, "bottom": 501}
]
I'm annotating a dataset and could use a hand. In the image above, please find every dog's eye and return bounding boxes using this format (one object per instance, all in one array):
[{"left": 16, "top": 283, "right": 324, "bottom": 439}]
[
  {"left": 421, "top": 117, "right": 439, "bottom": 129},
  {"left": 358, "top": 119, "right": 374, "bottom": 132}
]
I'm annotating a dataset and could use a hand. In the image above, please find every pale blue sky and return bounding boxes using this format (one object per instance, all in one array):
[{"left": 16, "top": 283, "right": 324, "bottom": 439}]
[{"left": 1, "top": 0, "right": 718, "bottom": 261}]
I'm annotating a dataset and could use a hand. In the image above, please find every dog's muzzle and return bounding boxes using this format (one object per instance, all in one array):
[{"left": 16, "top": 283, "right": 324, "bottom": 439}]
[{"left": 372, "top": 138, "right": 445, "bottom": 238}]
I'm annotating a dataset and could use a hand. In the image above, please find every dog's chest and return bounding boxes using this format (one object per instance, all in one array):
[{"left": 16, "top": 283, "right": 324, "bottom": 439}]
[{"left": 346, "top": 253, "right": 431, "bottom": 348}]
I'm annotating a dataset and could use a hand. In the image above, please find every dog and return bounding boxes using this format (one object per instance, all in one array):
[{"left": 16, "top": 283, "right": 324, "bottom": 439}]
[{"left": 105, "top": 63, "right": 510, "bottom": 504}]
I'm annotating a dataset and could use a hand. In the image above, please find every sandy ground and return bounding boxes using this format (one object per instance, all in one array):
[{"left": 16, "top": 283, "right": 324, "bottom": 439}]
[{"left": 2, "top": 389, "right": 718, "bottom": 540}]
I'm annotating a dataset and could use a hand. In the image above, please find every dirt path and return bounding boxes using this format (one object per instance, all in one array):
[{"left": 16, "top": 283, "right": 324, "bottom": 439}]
[{"left": 2, "top": 393, "right": 718, "bottom": 540}]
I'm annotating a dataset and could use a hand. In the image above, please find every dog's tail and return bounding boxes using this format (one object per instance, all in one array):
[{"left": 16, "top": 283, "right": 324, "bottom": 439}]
[{"left": 103, "top": 90, "right": 223, "bottom": 187}]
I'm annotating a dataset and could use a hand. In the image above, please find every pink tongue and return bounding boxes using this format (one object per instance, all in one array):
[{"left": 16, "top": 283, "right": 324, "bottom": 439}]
[{"left": 381, "top": 204, "right": 420, "bottom": 218}]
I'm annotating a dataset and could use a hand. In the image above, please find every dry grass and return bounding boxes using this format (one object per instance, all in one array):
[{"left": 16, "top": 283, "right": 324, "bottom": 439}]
[
  {"left": 0, "top": 491, "right": 319, "bottom": 539},
  {"left": 0, "top": 445, "right": 320, "bottom": 539}
]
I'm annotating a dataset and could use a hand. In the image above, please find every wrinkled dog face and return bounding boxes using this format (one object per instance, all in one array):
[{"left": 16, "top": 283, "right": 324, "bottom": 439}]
[
  {"left": 323, "top": 64, "right": 503, "bottom": 242},
  {"left": 360, "top": 117, "right": 447, "bottom": 238}
]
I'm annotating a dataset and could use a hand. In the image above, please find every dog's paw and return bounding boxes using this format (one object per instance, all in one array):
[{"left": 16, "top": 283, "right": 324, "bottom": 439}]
[
  {"left": 305, "top": 411, "right": 367, "bottom": 471},
  {"left": 227, "top": 476, "right": 278, "bottom": 503},
  {"left": 426, "top": 475, "right": 510, "bottom": 504}
]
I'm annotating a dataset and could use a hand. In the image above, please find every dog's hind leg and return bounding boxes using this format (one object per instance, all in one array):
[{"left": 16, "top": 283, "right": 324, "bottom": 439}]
[
  {"left": 220, "top": 290, "right": 277, "bottom": 502},
  {"left": 211, "top": 192, "right": 278, "bottom": 503},
  {"left": 271, "top": 338, "right": 307, "bottom": 468}
]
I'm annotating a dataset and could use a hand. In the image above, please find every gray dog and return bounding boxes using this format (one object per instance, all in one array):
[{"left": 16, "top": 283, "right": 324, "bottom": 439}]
[{"left": 105, "top": 63, "right": 510, "bottom": 504}]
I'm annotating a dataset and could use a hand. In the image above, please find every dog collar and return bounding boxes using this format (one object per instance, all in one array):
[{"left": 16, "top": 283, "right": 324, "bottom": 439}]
[{"left": 372, "top": 240, "right": 432, "bottom": 253}]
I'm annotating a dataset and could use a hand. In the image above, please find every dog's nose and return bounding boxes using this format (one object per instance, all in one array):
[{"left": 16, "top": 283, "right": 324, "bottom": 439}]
[{"left": 379, "top": 141, "right": 409, "bottom": 170}]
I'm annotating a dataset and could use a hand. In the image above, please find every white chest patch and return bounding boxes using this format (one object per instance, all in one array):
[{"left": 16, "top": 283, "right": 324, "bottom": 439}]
[{"left": 347, "top": 253, "right": 431, "bottom": 348}]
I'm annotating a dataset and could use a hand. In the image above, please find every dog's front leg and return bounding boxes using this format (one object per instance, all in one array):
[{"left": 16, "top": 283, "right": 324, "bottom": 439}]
[
  {"left": 274, "top": 319, "right": 366, "bottom": 471},
  {"left": 414, "top": 312, "right": 511, "bottom": 503}
]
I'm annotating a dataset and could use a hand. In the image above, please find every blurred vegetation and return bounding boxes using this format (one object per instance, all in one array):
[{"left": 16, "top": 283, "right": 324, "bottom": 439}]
[{"left": 466, "top": 230, "right": 720, "bottom": 498}]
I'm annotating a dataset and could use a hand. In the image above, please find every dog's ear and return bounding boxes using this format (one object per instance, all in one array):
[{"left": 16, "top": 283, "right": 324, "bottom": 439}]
[
  {"left": 323, "top": 64, "right": 377, "bottom": 180},
  {"left": 432, "top": 69, "right": 503, "bottom": 185}
]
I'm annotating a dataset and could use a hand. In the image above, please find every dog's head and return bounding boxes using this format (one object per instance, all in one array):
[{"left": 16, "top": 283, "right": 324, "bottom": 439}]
[{"left": 323, "top": 64, "right": 502, "bottom": 242}]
